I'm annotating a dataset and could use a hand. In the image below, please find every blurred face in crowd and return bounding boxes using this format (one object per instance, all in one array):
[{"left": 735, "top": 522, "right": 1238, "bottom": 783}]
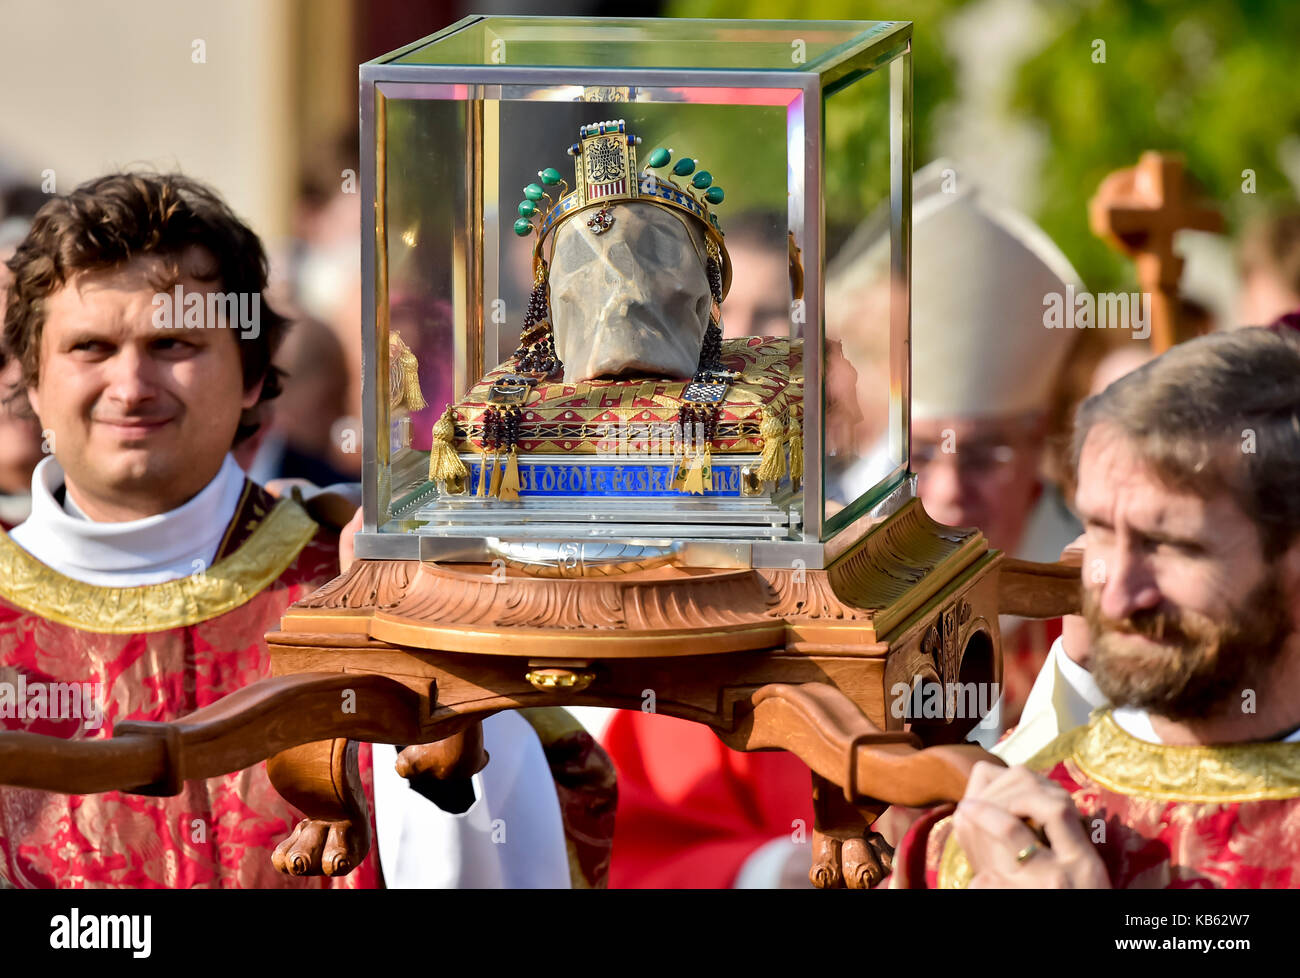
[
  {"left": 912, "top": 414, "right": 1046, "bottom": 554},
  {"left": 720, "top": 236, "right": 791, "bottom": 340},
  {"left": 1075, "top": 422, "right": 1295, "bottom": 720},
  {"left": 1, "top": 253, "right": 46, "bottom": 495},
  {"left": 1237, "top": 262, "right": 1300, "bottom": 328},
  {"left": 0, "top": 359, "right": 43, "bottom": 494},
  {"left": 25, "top": 246, "right": 259, "bottom": 520}
]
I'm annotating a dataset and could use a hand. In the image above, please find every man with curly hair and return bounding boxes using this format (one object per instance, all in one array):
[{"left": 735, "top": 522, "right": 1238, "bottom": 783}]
[{"left": 0, "top": 173, "right": 582, "bottom": 889}]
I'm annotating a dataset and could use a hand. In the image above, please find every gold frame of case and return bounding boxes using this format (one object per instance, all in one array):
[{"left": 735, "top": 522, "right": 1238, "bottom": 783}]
[{"left": 356, "top": 15, "right": 914, "bottom": 572}]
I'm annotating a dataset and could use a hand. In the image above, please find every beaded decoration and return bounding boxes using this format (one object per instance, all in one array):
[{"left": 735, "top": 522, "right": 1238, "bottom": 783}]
[
  {"left": 674, "top": 237, "right": 736, "bottom": 492},
  {"left": 475, "top": 403, "right": 524, "bottom": 501}
]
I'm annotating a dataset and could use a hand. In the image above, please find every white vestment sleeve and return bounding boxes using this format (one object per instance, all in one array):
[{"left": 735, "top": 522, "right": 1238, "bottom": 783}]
[
  {"left": 373, "top": 710, "right": 570, "bottom": 888},
  {"left": 733, "top": 837, "right": 802, "bottom": 889},
  {"left": 994, "top": 635, "right": 1109, "bottom": 765}
]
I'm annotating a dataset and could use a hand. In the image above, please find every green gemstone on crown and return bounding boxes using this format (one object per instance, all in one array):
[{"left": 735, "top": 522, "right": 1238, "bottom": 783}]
[
  {"left": 691, "top": 170, "right": 713, "bottom": 189},
  {"left": 517, "top": 200, "right": 536, "bottom": 217},
  {"left": 513, "top": 217, "right": 534, "bottom": 237},
  {"left": 523, "top": 183, "right": 544, "bottom": 201},
  {"left": 540, "top": 167, "right": 562, "bottom": 186},
  {"left": 704, "top": 186, "right": 725, "bottom": 204},
  {"left": 646, "top": 147, "right": 671, "bottom": 169},
  {"left": 672, "top": 157, "right": 696, "bottom": 176}
]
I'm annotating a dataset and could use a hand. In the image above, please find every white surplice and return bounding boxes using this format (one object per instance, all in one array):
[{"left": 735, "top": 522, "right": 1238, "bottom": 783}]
[
  {"left": 993, "top": 635, "right": 1108, "bottom": 763},
  {"left": 372, "top": 718, "right": 568, "bottom": 888}
]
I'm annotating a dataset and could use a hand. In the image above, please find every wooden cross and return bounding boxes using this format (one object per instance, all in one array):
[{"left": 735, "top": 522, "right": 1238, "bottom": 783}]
[{"left": 1088, "top": 152, "right": 1223, "bottom": 352}]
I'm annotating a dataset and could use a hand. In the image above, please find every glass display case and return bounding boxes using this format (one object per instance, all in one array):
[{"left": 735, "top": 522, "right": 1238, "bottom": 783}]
[{"left": 355, "top": 15, "right": 913, "bottom": 570}]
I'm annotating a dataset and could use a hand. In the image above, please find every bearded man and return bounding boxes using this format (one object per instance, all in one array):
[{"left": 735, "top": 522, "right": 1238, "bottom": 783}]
[{"left": 893, "top": 325, "right": 1300, "bottom": 888}]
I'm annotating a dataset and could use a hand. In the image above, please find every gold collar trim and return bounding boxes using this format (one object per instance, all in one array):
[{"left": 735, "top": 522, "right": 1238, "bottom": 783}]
[
  {"left": 936, "top": 711, "right": 1300, "bottom": 888},
  {"left": 0, "top": 500, "right": 319, "bottom": 634},
  {"left": 936, "top": 816, "right": 972, "bottom": 890},
  {"left": 1070, "top": 710, "right": 1300, "bottom": 803}
]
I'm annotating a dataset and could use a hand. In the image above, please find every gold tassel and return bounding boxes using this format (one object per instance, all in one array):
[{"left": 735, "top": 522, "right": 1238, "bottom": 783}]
[
  {"left": 700, "top": 444, "right": 713, "bottom": 492},
  {"left": 670, "top": 417, "right": 691, "bottom": 490},
  {"left": 428, "top": 405, "right": 468, "bottom": 483},
  {"left": 787, "top": 418, "right": 803, "bottom": 486},
  {"left": 489, "top": 450, "right": 504, "bottom": 497},
  {"left": 682, "top": 451, "right": 706, "bottom": 494},
  {"left": 399, "top": 348, "right": 426, "bottom": 411},
  {"left": 756, "top": 409, "right": 786, "bottom": 483},
  {"left": 670, "top": 456, "right": 688, "bottom": 491},
  {"left": 476, "top": 450, "right": 490, "bottom": 496},
  {"left": 498, "top": 447, "right": 521, "bottom": 501}
]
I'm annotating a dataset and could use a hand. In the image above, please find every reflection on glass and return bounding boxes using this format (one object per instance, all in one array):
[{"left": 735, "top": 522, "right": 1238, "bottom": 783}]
[
  {"left": 383, "top": 98, "right": 465, "bottom": 511},
  {"left": 821, "top": 67, "right": 901, "bottom": 525},
  {"left": 720, "top": 211, "right": 797, "bottom": 342},
  {"left": 377, "top": 93, "right": 803, "bottom": 530}
]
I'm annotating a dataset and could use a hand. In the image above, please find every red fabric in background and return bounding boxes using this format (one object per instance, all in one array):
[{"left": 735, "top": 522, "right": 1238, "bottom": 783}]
[
  {"left": 1000, "top": 617, "right": 1064, "bottom": 728},
  {"left": 603, "top": 710, "right": 813, "bottom": 888},
  {"left": 602, "top": 618, "right": 1063, "bottom": 888}
]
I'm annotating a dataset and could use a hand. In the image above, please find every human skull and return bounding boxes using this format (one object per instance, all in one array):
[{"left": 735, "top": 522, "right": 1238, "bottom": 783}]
[{"left": 548, "top": 202, "right": 712, "bottom": 383}]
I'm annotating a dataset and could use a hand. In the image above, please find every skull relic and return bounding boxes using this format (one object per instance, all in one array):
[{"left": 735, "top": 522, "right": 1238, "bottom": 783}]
[{"left": 549, "top": 202, "right": 713, "bottom": 383}]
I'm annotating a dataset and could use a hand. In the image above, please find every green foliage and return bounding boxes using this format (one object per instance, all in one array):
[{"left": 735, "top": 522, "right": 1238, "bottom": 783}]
[
  {"left": 662, "top": 0, "right": 962, "bottom": 232},
  {"left": 1013, "top": 0, "right": 1300, "bottom": 292},
  {"left": 668, "top": 0, "right": 1300, "bottom": 297}
]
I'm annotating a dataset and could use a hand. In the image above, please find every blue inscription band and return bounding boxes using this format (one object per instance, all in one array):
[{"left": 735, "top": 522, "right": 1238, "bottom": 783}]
[{"left": 466, "top": 458, "right": 744, "bottom": 497}]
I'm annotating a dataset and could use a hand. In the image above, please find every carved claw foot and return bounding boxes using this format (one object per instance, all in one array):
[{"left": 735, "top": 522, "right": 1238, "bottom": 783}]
[
  {"left": 272, "top": 817, "right": 366, "bottom": 876},
  {"left": 810, "top": 831, "right": 843, "bottom": 889},
  {"left": 267, "top": 738, "right": 372, "bottom": 877},
  {"left": 396, "top": 721, "right": 488, "bottom": 781},
  {"left": 393, "top": 722, "right": 489, "bottom": 814},
  {"left": 810, "top": 827, "right": 894, "bottom": 889},
  {"left": 809, "top": 771, "right": 893, "bottom": 889}
]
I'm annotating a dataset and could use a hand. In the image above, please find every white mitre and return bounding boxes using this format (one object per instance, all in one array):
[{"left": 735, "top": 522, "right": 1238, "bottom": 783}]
[{"left": 828, "top": 160, "right": 1084, "bottom": 421}]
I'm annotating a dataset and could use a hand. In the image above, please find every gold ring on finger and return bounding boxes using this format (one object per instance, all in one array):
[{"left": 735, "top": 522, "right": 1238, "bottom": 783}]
[{"left": 1016, "top": 842, "right": 1040, "bottom": 864}]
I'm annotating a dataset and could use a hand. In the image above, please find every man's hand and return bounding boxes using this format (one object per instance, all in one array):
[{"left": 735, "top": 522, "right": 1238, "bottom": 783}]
[
  {"left": 264, "top": 479, "right": 363, "bottom": 571},
  {"left": 339, "top": 506, "right": 363, "bottom": 575},
  {"left": 952, "top": 761, "right": 1110, "bottom": 888}
]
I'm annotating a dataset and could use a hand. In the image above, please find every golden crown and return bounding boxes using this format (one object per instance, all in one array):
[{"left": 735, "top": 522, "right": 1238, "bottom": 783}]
[
  {"left": 510, "top": 119, "right": 733, "bottom": 379},
  {"left": 512, "top": 119, "right": 731, "bottom": 295}
]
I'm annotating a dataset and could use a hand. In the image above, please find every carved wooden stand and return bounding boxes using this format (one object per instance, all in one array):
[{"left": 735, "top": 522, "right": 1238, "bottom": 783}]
[
  {"left": 258, "top": 499, "right": 1078, "bottom": 886},
  {"left": 0, "top": 499, "right": 1081, "bottom": 887}
]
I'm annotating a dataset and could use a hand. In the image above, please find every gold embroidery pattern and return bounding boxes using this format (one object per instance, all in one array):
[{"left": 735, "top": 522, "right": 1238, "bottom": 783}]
[
  {"left": 0, "top": 500, "right": 319, "bottom": 634},
  {"left": 1071, "top": 711, "right": 1300, "bottom": 803},
  {"left": 936, "top": 817, "right": 973, "bottom": 889},
  {"left": 935, "top": 711, "right": 1300, "bottom": 887},
  {"left": 1023, "top": 722, "right": 1090, "bottom": 774},
  {"left": 450, "top": 336, "right": 802, "bottom": 455}
]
